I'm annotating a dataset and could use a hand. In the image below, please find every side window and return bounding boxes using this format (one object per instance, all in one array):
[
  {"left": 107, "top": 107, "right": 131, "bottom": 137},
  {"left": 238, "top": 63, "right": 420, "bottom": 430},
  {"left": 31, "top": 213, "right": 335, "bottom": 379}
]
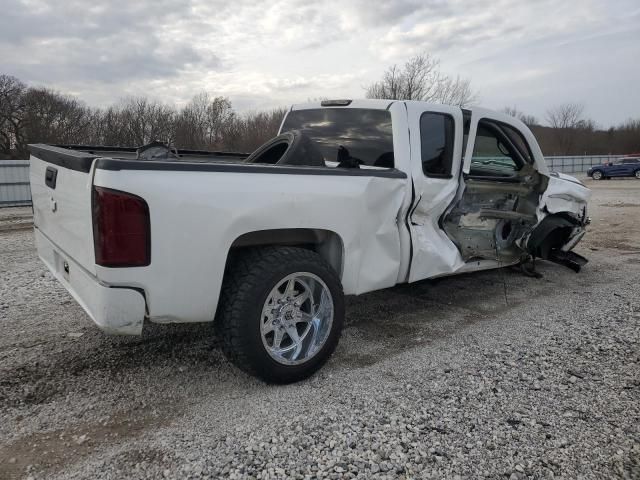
[
  {"left": 470, "top": 123, "right": 519, "bottom": 177},
  {"left": 501, "top": 123, "right": 533, "bottom": 164},
  {"left": 420, "top": 113, "right": 454, "bottom": 177}
]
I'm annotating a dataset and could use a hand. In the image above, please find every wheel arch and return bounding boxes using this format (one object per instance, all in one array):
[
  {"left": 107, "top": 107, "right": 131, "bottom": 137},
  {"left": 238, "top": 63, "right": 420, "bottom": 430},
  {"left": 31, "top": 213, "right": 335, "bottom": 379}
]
[{"left": 227, "top": 228, "right": 345, "bottom": 280}]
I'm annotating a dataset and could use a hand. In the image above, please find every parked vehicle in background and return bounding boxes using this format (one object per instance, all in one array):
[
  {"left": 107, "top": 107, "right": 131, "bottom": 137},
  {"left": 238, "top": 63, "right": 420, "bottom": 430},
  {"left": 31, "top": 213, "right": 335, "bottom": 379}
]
[
  {"left": 587, "top": 157, "right": 640, "bottom": 180},
  {"left": 29, "top": 99, "right": 591, "bottom": 383}
]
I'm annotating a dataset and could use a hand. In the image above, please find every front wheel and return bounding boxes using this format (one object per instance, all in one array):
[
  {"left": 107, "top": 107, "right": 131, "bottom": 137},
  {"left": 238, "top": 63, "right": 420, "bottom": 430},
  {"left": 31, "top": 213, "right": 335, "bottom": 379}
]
[
  {"left": 216, "top": 246, "right": 344, "bottom": 383},
  {"left": 635, "top": 170, "right": 640, "bottom": 179},
  {"left": 591, "top": 170, "right": 603, "bottom": 180}
]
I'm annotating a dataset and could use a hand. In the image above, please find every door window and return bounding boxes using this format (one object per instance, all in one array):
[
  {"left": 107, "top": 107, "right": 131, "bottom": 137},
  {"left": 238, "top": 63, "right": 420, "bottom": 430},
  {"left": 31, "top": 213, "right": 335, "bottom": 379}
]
[
  {"left": 420, "top": 112, "right": 454, "bottom": 177},
  {"left": 469, "top": 122, "right": 526, "bottom": 177}
]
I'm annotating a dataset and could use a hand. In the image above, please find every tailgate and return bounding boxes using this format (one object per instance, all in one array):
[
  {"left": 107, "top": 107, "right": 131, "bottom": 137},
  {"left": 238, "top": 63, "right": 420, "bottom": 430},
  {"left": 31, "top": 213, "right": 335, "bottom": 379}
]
[{"left": 29, "top": 144, "right": 97, "bottom": 275}]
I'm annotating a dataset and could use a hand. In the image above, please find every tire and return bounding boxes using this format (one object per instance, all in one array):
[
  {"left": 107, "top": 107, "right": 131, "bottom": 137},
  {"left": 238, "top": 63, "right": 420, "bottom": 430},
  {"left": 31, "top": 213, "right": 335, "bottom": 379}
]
[
  {"left": 635, "top": 169, "right": 640, "bottom": 179},
  {"left": 591, "top": 170, "right": 603, "bottom": 180},
  {"left": 216, "top": 246, "right": 344, "bottom": 383}
]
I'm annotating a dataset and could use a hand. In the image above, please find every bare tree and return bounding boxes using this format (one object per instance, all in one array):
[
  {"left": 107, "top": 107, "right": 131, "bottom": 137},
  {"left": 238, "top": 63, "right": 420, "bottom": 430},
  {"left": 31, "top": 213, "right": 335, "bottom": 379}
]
[
  {"left": 615, "top": 118, "right": 640, "bottom": 154},
  {"left": 91, "top": 105, "right": 126, "bottom": 146},
  {"left": 115, "top": 97, "right": 176, "bottom": 146},
  {"left": 365, "top": 53, "right": 478, "bottom": 107},
  {"left": 545, "top": 103, "right": 585, "bottom": 130},
  {"left": 221, "top": 108, "right": 287, "bottom": 152},
  {"left": 22, "top": 88, "right": 94, "bottom": 147},
  {"left": 175, "top": 92, "right": 234, "bottom": 149},
  {"left": 0, "top": 75, "right": 27, "bottom": 157},
  {"left": 502, "top": 106, "right": 539, "bottom": 127},
  {"left": 434, "top": 75, "right": 478, "bottom": 107},
  {"left": 240, "top": 107, "right": 288, "bottom": 151},
  {"left": 545, "top": 103, "right": 591, "bottom": 154}
]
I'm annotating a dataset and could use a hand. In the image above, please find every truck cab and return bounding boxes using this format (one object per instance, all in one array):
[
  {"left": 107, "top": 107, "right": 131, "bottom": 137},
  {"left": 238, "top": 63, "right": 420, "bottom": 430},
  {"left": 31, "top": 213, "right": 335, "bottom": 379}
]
[{"left": 278, "top": 100, "right": 589, "bottom": 280}]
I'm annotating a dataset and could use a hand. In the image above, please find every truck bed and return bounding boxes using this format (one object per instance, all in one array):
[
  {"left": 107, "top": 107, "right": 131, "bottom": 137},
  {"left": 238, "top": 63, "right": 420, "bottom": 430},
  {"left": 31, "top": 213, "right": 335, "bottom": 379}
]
[
  {"left": 28, "top": 141, "right": 408, "bottom": 335},
  {"left": 53, "top": 144, "right": 251, "bottom": 163},
  {"left": 29, "top": 144, "right": 406, "bottom": 178}
]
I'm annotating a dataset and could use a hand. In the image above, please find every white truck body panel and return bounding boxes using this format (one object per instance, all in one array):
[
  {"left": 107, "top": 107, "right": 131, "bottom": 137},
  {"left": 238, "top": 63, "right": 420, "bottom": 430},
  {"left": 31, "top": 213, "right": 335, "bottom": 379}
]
[
  {"left": 28, "top": 99, "right": 591, "bottom": 336},
  {"left": 92, "top": 167, "right": 406, "bottom": 325},
  {"left": 30, "top": 156, "right": 96, "bottom": 275},
  {"left": 34, "top": 228, "right": 146, "bottom": 334},
  {"left": 404, "top": 101, "right": 467, "bottom": 281},
  {"left": 541, "top": 174, "right": 591, "bottom": 216}
]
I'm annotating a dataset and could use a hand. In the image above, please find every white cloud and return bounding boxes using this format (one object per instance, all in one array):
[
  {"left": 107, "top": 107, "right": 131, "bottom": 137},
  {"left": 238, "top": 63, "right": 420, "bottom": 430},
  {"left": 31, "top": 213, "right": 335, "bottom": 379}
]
[{"left": 0, "top": 0, "right": 638, "bottom": 125}]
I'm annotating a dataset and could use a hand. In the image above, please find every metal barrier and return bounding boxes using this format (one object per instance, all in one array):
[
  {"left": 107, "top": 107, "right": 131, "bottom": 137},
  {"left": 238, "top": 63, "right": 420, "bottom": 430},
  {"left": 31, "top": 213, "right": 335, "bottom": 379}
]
[
  {"left": 474, "top": 155, "right": 622, "bottom": 175},
  {"left": 0, "top": 160, "right": 31, "bottom": 207},
  {"left": 544, "top": 155, "right": 620, "bottom": 174}
]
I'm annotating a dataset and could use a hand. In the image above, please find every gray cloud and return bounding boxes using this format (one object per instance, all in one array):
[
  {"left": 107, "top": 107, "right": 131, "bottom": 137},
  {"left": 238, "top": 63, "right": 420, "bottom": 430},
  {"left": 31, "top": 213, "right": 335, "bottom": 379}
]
[
  {"left": 346, "top": 0, "right": 452, "bottom": 27},
  {"left": 0, "top": 0, "right": 638, "bottom": 125},
  {"left": 0, "top": 0, "right": 221, "bottom": 85}
]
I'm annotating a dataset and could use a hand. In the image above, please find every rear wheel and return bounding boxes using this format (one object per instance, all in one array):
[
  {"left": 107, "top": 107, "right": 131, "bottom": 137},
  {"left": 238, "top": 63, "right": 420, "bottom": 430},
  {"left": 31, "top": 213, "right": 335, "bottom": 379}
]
[
  {"left": 591, "top": 170, "right": 603, "bottom": 180},
  {"left": 635, "top": 169, "right": 640, "bottom": 179},
  {"left": 216, "top": 246, "right": 344, "bottom": 383}
]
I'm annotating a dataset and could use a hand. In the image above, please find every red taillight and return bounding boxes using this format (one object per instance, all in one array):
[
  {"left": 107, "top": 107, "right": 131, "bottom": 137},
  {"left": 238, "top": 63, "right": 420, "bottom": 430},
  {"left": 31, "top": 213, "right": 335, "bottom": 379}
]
[{"left": 92, "top": 186, "right": 150, "bottom": 267}]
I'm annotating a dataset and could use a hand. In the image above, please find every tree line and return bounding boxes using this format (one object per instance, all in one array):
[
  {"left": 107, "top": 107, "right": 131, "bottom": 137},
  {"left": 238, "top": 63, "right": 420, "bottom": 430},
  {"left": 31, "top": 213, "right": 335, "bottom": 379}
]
[
  {"left": 502, "top": 104, "right": 640, "bottom": 156},
  {"left": 0, "top": 75, "right": 287, "bottom": 159},
  {"left": 1, "top": 54, "right": 639, "bottom": 159},
  {"left": 365, "top": 54, "right": 639, "bottom": 156}
]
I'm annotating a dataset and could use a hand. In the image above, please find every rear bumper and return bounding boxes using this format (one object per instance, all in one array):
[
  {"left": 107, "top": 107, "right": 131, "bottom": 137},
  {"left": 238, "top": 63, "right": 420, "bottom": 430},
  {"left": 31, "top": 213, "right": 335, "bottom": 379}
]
[{"left": 34, "top": 228, "right": 146, "bottom": 335}]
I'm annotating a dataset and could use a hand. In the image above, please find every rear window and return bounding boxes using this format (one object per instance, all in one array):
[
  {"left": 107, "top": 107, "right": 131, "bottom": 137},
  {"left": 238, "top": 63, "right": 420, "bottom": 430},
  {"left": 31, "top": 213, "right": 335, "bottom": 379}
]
[{"left": 280, "top": 108, "right": 394, "bottom": 167}]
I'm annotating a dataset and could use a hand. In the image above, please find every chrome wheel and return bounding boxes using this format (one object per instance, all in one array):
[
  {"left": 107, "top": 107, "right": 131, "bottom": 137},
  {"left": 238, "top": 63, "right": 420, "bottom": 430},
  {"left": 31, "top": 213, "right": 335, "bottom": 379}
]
[
  {"left": 635, "top": 170, "right": 640, "bottom": 179},
  {"left": 592, "top": 170, "right": 603, "bottom": 180},
  {"left": 260, "top": 272, "right": 334, "bottom": 365}
]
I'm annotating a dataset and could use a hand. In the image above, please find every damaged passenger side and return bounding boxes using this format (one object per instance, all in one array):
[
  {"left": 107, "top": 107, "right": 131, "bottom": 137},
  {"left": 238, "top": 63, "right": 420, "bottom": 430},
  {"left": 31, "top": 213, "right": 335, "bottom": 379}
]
[
  {"left": 443, "top": 119, "right": 545, "bottom": 264},
  {"left": 525, "top": 214, "right": 588, "bottom": 272},
  {"left": 443, "top": 117, "right": 588, "bottom": 272}
]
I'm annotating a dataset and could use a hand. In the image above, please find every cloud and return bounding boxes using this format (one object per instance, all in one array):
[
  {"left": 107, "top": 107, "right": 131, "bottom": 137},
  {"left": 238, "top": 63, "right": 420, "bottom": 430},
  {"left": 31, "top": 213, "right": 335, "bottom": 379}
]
[
  {"left": 0, "top": 0, "right": 222, "bottom": 84},
  {"left": 0, "top": 0, "right": 638, "bottom": 125}
]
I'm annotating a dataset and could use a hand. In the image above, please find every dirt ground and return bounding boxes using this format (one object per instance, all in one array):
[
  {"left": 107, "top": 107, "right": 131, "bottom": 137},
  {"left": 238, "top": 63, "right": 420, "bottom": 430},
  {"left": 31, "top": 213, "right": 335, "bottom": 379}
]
[{"left": 0, "top": 177, "right": 638, "bottom": 479}]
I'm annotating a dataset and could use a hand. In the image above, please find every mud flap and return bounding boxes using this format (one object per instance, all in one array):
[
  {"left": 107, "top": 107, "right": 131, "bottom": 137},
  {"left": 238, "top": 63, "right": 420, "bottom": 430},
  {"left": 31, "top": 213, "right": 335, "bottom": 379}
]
[
  {"left": 548, "top": 250, "right": 588, "bottom": 273},
  {"left": 526, "top": 214, "right": 588, "bottom": 272}
]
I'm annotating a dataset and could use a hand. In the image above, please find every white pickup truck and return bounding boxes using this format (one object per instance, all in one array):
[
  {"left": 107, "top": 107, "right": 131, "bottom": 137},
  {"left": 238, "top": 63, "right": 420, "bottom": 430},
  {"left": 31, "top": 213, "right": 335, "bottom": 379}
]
[{"left": 29, "top": 99, "right": 590, "bottom": 383}]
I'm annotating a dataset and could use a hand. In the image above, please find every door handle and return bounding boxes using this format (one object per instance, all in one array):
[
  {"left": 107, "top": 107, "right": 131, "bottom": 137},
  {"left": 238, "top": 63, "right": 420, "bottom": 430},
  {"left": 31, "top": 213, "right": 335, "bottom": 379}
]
[{"left": 45, "top": 167, "right": 58, "bottom": 189}]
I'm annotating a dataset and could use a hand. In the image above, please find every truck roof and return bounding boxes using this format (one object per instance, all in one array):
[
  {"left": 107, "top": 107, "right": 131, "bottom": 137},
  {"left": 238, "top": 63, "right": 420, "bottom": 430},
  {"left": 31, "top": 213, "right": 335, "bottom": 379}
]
[{"left": 288, "top": 99, "right": 531, "bottom": 135}]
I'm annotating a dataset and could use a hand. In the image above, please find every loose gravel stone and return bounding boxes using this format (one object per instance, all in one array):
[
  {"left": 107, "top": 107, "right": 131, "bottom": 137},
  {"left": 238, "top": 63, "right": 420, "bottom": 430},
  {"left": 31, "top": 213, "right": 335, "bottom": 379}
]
[{"left": 0, "top": 181, "right": 639, "bottom": 480}]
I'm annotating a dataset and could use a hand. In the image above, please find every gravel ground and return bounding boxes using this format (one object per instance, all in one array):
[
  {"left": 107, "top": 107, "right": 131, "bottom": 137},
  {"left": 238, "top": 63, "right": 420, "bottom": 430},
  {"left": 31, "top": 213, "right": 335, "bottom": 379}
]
[{"left": 0, "top": 179, "right": 638, "bottom": 480}]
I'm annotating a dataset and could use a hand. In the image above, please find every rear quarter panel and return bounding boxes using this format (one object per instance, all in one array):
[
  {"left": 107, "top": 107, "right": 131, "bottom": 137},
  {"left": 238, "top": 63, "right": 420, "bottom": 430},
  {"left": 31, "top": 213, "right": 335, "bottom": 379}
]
[{"left": 93, "top": 167, "right": 407, "bottom": 324}]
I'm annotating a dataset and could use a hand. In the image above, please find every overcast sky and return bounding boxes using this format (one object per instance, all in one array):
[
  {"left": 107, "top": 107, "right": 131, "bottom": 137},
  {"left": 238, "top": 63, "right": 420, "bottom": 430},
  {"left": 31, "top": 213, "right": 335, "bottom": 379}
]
[{"left": 1, "top": 0, "right": 638, "bottom": 127}]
